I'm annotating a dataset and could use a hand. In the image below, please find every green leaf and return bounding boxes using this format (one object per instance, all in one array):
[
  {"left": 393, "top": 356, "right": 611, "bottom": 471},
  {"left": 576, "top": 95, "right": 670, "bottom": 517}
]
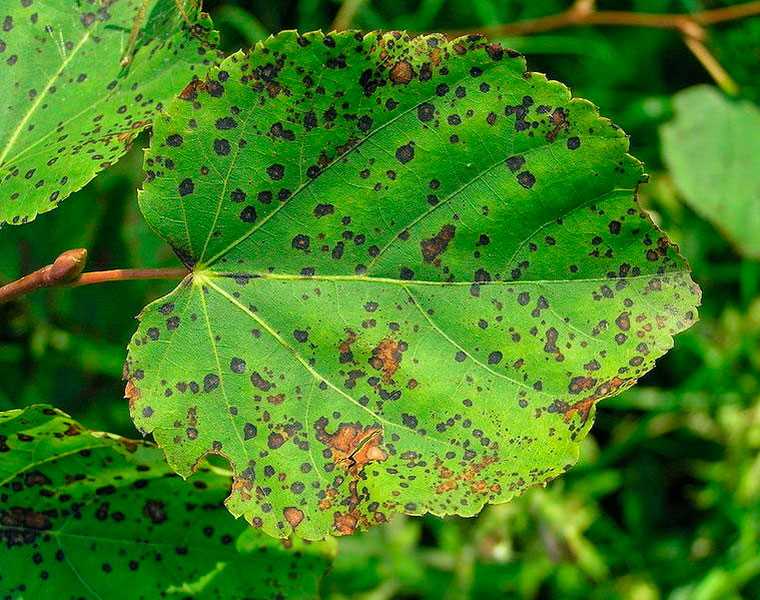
[
  {"left": 661, "top": 85, "right": 760, "bottom": 259},
  {"left": 127, "top": 31, "right": 700, "bottom": 540},
  {"left": 0, "top": 0, "right": 219, "bottom": 227},
  {"left": 0, "top": 405, "right": 333, "bottom": 599}
]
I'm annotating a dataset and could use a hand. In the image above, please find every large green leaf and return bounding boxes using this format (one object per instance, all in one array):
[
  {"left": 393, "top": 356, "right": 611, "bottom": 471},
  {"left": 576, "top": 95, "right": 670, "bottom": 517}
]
[
  {"left": 0, "top": 405, "right": 333, "bottom": 599},
  {"left": 661, "top": 85, "right": 760, "bottom": 259},
  {"left": 127, "top": 31, "right": 700, "bottom": 540},
  {"left": 0, "top": 0, "right": 219, "bottom": 227}
]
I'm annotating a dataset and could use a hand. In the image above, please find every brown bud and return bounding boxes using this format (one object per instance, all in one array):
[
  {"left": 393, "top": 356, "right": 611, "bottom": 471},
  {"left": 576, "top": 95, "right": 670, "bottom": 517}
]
[{"left": 44, "top": 249, "right": 88, "bottom": 286}]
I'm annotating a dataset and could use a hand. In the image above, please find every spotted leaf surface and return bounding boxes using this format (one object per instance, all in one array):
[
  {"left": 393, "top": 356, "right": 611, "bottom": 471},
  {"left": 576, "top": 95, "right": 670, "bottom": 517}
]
[
  {"left": 127, "top": 31, "right": 700, "bottom": 540},
  {"left": 0, "top": 405, "right": 333, "bottom": 599},
  {"left": 661, "top": 85, "right": 760, "bottom": 259},
  {"left": 0, "top": 0, "right": 219, "bottom": 227}
]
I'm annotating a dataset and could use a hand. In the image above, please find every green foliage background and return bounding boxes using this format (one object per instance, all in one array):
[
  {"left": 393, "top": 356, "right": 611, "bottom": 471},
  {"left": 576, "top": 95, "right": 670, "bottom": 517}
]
[{"left": 1, "top": 1, "right": 759, "bottom": 598}]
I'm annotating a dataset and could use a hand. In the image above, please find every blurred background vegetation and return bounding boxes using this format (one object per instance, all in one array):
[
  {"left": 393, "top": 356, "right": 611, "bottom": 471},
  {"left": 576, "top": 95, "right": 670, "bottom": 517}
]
[{"left": 1, "top": 0, "right": 759, "bottom": 598}]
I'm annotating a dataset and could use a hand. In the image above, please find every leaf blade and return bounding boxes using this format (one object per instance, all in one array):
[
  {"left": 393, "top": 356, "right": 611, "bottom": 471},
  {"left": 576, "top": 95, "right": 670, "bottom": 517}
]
[
  {"left": 129, "top": 31, "right": 700, "bottom": 540},
  {"left": 0, "top": 405, "right": 332, "bottom": 599},
  {"left": 661, "top": 85, "right": 760, "bottom": 259},
  {"left": 0, "top": 1, "right": 219, "bottom": 226}
]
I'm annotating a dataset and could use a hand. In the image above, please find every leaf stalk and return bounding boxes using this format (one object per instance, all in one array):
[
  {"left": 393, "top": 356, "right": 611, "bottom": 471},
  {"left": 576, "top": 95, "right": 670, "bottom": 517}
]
[{"left": 0, "top": 249, "right": 188, "bottom": 304}]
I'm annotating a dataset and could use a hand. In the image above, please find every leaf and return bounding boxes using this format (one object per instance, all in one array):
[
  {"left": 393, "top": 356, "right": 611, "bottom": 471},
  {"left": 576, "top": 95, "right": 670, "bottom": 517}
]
[
  {"left": 0, "top": 0, "right": 219, "bottom": 227},
  {"left": 126, "top": 31, "right": 700, "bottom": 540},
  {"left": 0, "top": 405, "right": 333, "bottom": 599},
  {"left": 661, "top": 85, "right": 760, "bottom": 259}
]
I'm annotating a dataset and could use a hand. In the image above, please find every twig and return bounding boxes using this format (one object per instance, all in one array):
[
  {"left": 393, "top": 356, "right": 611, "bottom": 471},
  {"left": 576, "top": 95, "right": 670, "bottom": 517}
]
[
  {"left": 443, "top": 0, "right": 760, "bottom": 93},
  {"left": 445, "top": 1, "right": 760, "bottom": 39},
  {"left": 331, "top": 0, "right": 367, "bottom": 31},
  {"left": 0, "top": 249, "right": 187, "bottom": 304},
  {"left": 682, "top": 36, "right": 739, "bottom": 95},
  {"left": 698, "top": 0, "right": 760, "bottom": 24}
]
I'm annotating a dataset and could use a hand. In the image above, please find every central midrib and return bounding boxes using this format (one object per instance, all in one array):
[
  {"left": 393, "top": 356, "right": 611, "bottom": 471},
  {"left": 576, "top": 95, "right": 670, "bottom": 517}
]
[{"left": 198, "top": 270, "right": 689, "bottom": 288}]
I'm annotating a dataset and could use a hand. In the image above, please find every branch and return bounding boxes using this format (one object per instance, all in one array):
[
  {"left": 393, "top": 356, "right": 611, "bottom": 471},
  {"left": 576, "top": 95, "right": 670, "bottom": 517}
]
[
  {"left": 0, "top": 249, "right": 188, "bottom": 304},
  {"left": 331, "top": 0, "right": 367, "bottom": 31},
  {"left": 682, "top": 36, "right": 739, "bottom": 95},
  {"left": 445, "top": 1, "right": 760, "bottom": 39},
  {"left": 443, "top": 0, "right": 760, "bottom": 93}
]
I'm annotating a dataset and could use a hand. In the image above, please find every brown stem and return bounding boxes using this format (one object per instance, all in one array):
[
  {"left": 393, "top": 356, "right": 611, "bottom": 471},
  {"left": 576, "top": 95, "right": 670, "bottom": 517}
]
[
  {"left": 0, "top": 249, "right": 187, "bottom": 304},
  {"left": 682, "top": 35, "right": 739, "bottom": 95},
  {"left": 698, "top": 0, "right": 760, "bottom": 24},
  {"left": 443, "top": 0, "right": 760, "bottom": 91},
  {"left": 331, "top": 0, "right": 367, "bottom": 31},
  {"left": 445, "top": 2, "right": 760, "bottom": 38}
]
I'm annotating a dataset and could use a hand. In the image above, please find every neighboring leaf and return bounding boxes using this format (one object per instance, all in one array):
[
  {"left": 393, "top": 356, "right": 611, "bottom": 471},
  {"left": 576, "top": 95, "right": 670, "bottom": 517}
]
[
  {"left": 661, "top": 85, "right": 760, "bottom": 259},
  {"left": 0, "top": 0, "right": 219, "bottom": 227},
  {"left": 127, "top": 31, "right": 700, "bottom": 540},
  {"left": 0, "top": 405, "right": 333, "bottom": 599}
]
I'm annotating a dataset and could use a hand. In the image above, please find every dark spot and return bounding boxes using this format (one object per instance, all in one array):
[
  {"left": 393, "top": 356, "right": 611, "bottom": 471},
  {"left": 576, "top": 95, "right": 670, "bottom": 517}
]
[
  {"left": 243, "top": 423, "right": 257, "bottom": 440},
  {"left": 395, "top": 143, "right": 414, "bottom": 164},
  {"left": 230, "top": 358, "right": 246, "bottom": 373},
  {"left": 178, "top": 179, "right": 194, "bottom": 196},
  {"left": 314, "top": 203, "right": 334, "bottom": 217},
  {"left": 143, "top": 500, "right": 166, "bottom": 524},
  {"left": 204, "top": 373, "right": 220, "bottom": 392},
  {"left": 292, "top": 234, "right": 310, "bottom": 250},
  {"left": 267, "top": 164, "right": 285, "bottom": 180},
  {"left": 213, "top": 139, "right": 231, "bottom": 155},
  {"left": 517, "top": 171, "right": 535, "bottom": 188},
  {"left": 239, "top": 206, "right": 257, "bottom": 223},
  {"left": 216, "top": 117, "right": 237, "bottom": 130},
  {"left": 506, "top": 155, "right": 525, "bottom": 172},
  {"left": 417, "top": 102, "right": 435, "bottom": 122}
]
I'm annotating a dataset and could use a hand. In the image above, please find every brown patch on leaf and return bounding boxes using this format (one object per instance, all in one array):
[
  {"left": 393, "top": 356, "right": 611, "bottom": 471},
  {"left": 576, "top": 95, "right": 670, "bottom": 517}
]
[
  {"left": 178, "top": 77, "right": 207, "bottom": 101},
  {"left": 1, "top": 507, "right": 52, "bottom": 546},
  {"left": 429, "top": 46, "right": 442, "bottom": 66},
  {"left": 420, "top": 224, "right": 455, "bottom": 265},
  {"left": 368, "top": 338, "right": 405, "bottom": 382},
  {"left": 317, "top": 423, "right": 387, "bottom": 475},
  {"left": 338, "top": 328, "right": 358, "bottom": 364},
  {"left": 333, "top": 510, "right": 359, "bottom": 535},
  {"left": 546, "top": 108, "right": 569, "bottom": 142},
  {"left": 318, "top": 488, "right": 338, "bottom": 511},
  {"left": 563, "top": 376, "right": 635, "bottom": 422},
  {"left": 231, "top": 474, "right": 254, "bottom": 502},
  {"left": 568, "top": 376, "right": 597, "bottom": 395},
  {"left": 434, "top": 454, "right": 498, "bottom": 496},
  {"left": 389, "top": 60, "right": 414, "bottom": 84},
  {"left": 124, "top": 380, "right": 140, "bottom": 412},
  {"left": 283, "top": 507, "right": 304, "bottom": 529},
  {"left": 116, "top": 120, "right": 149, "bottom": 143}
]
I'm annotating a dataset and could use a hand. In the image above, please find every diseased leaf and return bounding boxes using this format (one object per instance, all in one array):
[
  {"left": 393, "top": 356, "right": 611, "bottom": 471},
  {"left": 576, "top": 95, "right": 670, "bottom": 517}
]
[
  {"left": 0, "top": 405, "right": 333, "bottom": 599},
  {"left": 661, "top": 85, "right": 760, "bottom": 259},
  {"left": 126, "top": 31, "right": 700, "bottom": 540},
  {"left": 0, "top": 0, "right": 219, "bottom": 227}
]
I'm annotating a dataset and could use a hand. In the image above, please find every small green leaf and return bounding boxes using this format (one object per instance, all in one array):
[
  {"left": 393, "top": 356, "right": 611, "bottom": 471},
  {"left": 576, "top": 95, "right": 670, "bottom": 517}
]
[
  {"left": 0, "top": 0, "right": 219, "bottom": 227},
  {"left": 0, "top": 405, "right": 333, "bottom": 598},
  {"left": 127, "top": 31, "right": 700, "bottom": 540},
  {"left": 661, "top": 85, "right": 760, "bottom": 259}
]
